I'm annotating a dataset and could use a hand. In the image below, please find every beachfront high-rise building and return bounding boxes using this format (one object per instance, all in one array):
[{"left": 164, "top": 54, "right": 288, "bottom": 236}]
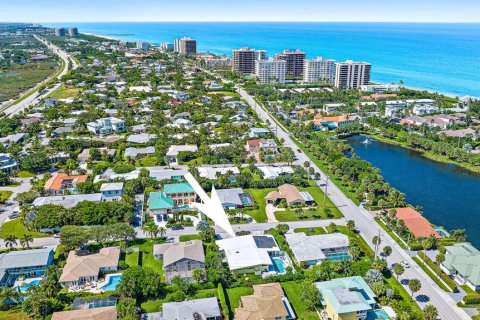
[
  {"left": 255, "top": 58, "right": 286, "bottom": 84},
  {"left": 136, "top": 41, "right": 150, "bottom": 51},
  {"left": 160, "top": 42, "right": 174, "bottom": 50},
  {"left": 275, "top": 49, "right": 305, "bottom": 77},
  {"left": 54, "top": 28, "right": 66, "bottom": 36},
  {"left": 232, "top": 48, "right": 266, "bottom": 74},
  {"left": 303, "top": 57, "right": 337, "bottom": 84},
  {"left": 334, "top": 60, "right": 371, "bottom": 89},
  {"left": 174, "top": 37, "right": 197, "bottom": 56},
  {"left": 68, "top": 27, "right": 78, "bottom": 36}
]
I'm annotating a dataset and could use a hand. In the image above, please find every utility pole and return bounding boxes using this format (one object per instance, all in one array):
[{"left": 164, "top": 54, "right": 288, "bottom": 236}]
[{"left": 323, "top": 177, "right": 329, "bottom": 207}]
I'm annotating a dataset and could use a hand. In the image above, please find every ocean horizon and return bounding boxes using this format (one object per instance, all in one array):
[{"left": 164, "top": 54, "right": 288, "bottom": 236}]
[{"left": 46, "top": 22, "right": 480, "bottom": 97}]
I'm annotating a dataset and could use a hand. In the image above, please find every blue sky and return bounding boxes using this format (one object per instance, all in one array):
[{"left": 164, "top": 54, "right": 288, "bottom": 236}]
[{"left": 2, "top": 0, "right": 480, "bottom": 23}]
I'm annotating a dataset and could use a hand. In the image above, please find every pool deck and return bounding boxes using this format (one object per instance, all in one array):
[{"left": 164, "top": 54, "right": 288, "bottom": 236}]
[{"left": 13, "top": 276, "right": 43, "bottom": 289}]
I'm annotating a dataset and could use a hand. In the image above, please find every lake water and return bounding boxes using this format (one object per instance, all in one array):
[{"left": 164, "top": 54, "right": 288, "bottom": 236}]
[
  {"left": 347, "top": 135, "right": 480, "bottom": 246},
  {"left": 45, "top": 22, "right": 480, "bottom": 97}
]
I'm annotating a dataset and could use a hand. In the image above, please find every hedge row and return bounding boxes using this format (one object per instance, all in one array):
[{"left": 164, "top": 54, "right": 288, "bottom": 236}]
[
  {"left": 463, "top": 294, "right": 480, "bottom": 305},
  {"left": 418, "top": 251, "right": 458, "bottom": 291}
]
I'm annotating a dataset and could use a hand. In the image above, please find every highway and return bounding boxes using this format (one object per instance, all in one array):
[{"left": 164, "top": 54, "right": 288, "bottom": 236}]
[
  {"left": 235, "top": 86, "right": 470, "bottom": 319},
  {"left": 2, "top": 36, "right": 77, "bottom": 117}
]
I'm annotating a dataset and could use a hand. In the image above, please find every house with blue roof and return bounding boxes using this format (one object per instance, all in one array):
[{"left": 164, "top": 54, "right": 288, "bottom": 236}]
[
  {"left": 149, "top": 191, "right": 175, "bottom": 216},
  {"left": 0, "top": 247, "right": 54, "bottom": 286},
  {"left": 163, "top": 183, "right": 197, "bottom": 208},
  {"left": 315, "top": 276, "right": 389, "bottom": 320}
]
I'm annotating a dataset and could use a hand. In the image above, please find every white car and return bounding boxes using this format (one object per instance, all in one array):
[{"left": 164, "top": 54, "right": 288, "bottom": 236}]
[{"left": 401, "top": 260, "right": 410, "bottom": 268}]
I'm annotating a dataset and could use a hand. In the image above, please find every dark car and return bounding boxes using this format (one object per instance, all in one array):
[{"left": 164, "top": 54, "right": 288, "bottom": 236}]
[
  {"left": 171, "top": 225, "right": 184, "bottom": 230},
  {"left": 296, "top": 149, "right": 302, "bottom": 153}
]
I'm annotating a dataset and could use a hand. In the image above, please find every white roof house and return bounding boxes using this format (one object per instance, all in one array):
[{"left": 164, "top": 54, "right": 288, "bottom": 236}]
[
  {"left": 198, "top": 166, "right": 240, "bottom": 180},
  {"left": 258, "top": 166, "right": 294, "bottom": 179},
  {"left": 126, "top": 134, "right": 157, "bottom": 144},
  {"left": 32, "top": 193, "right": 103, "bottom": 209},
  {"left": 285, "top": 232, "right": 349, "bottom": 265},
  {"left": 216, "top": 235, "right": 280, "bottom": 272},
  {"left": 124, "top": 146, "right": 155, "bottom": 158}
]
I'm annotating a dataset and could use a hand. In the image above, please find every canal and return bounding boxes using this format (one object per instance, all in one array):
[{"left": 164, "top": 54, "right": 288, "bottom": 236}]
[{"left": 347, "top": 135, "right": 480, "bottom": 246}]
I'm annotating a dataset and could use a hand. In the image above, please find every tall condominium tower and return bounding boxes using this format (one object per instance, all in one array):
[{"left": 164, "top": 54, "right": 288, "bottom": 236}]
[
  {"left": 334, "top": 60, "right": 371, "bottom": 89},
  {"left": 174, "top": 37, "right": 197, "bottom": 56},
  {"left": 255, "top": 59, "right": 286, "bottom": 84},
  {"left": 303, "top": 57, "right": 336, "bottom": 84},
  {"left": 232, "top": 47, "right": 266, "bottom": 74},
  {"left": 275, "top": 49, "right": 305, "bottom": 77}
]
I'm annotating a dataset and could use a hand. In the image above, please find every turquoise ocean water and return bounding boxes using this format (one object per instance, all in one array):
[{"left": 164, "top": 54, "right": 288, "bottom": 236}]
[{"left": 46, "top": 22, "right": 480, "bottom": 97}]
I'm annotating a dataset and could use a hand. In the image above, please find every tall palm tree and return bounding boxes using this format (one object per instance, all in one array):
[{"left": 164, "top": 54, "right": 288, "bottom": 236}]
[
  {"left": 158, "top": 226, "right": 167, "bottom": 239},
  {"left": 4, "top": 235, "right": 18, "bottom": 251},
  {"left": 372, "top": 236, "right": 381, "bottom": 259},
  {"left": 20, "top": 234, "right": 33, "bottom": 249}
]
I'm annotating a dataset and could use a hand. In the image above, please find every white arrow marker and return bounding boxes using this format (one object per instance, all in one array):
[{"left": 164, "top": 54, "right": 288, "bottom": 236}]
[{"left": 184, "top": 172, "right": 235, "bottom": 237}]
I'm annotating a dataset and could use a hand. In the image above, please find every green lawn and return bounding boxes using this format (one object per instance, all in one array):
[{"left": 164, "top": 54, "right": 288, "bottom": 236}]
[
  {"left": 0, "top": 218, "right": 50, "bottom": 239},
  {"left": 16, "top": 170, "right": 36, "bottom": 178},
  {"left": 226, "top": 286, "right": 254, "bottom": 310},
  {"left": 276, "top": 186, "right": 342, "bottom": 222},
  {"left": 281, "top": 282, "right": 320, "bottom": 320},
  {"left": 243, "top": 188, "right": 273, "bottom": 222},
  {"left": 294, "top": 227, "right": 327, "bottom": 235},
  {"left": 49, "top": 86, "right": 80, "bottom": 99},
  {"left": 0, "top": 307, "right": 29, "bottom": 320},
  {"left": 140, "top": 289, "right": 218, "bottom": 313},
  {"left": 125, "top": 251, "right": 139, "bottom": 267},
  {"left": 179, "top": 234, "right": 201, "bottom": 242},
  {"left": 412, "top": 257, "right": 450, "bottom": 291},
  {"left": 0, "top": 190, "right": 13, "bottom": 203},
  {"left": 128, "top": 239, "right": 164, "bottom": 278}
]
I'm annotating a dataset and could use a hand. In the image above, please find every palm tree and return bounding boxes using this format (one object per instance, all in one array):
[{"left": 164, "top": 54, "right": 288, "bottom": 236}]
[
  {"left": 20, "top": 234, "right": 33, "bottom": 249},
  {"left": 393, "top": 264, "right": 405, "bottom": 280},
  {"left": 382, "top": 246, "right": 392, "bottom": 261},
  {"left": 158, "top": 226, "right": 167, "bottom": 239},
  {"left": 408, "top": 278, "right": 422, "bottom": 298},
  {"left": 423, "top": 304, "right": 439, "bottom": 320},
  {"left": 4, "top": 235, "right": 18, "bottom": 251},
  {"left": 0, "top": 287, "right": 20, "bottom": 304},
  {"left": 346, "top": 220, "right": 355, "bottom": 233}
]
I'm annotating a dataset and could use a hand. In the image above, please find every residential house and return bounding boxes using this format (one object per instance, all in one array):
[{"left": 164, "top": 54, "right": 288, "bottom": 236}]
[
  {"left": 0, "top": 247, "right": 54, "bottom": 286},
  {"left": 166, "top": 145, "right": 198, "bottom": 163},
  {"left": 0, "top": 133, "right": 28, "bottom": 147},
  {"left": 173, "top": 118, "right": 193, "bottom": 129},
  {"left": 248, "top": 128, "right": 270, "bottom": 138},
  {"left": 77, "top": 148, "right": 115, "bottom": 163},
  {"left": 265, "top": 184, "right": 314, "bottom": 207},
  {"left": 126, "top": 133, "right": 157, "bottom": 144},
  {"left": 235, "top": 283, "right": 296, "bottom": 320},
  {"left": 441, "top": 243, "right": 480, "bottom": 291},
  {"left": 147, "top": 168, "right": 187, "bottom": 181},
  {"left": 153, "top": 240, "right": 205, "bottom": 284},
  {"left": 198, "top": 166, "right": 240, "bottom": 180},
  {"left": 51, "top": 306, "right": 117, "bottom": 320},
  {"left": 315, "top": 276, "right": 382, "bottom": 320},
  {"left": 215, "top": 188, "right": 254, "bottom": 209},
  {"left": 44, "top": 173, "right": 88, "bottom": 195},
  {"left": 148, "top": 191, "right": 174, "bottom": 216},
  {"left": 323, "top": 103, "right": 345, "bottom": 114},
  {"left": 216, "top": 235, "right": 283, "bottom": 274},
  {"left": 100, "top": 182, "right": 123, "bottom": 201},
  {"left": 394, "top": 207, "right": 441, "bottom": 239},
  {"left": 86, "top": 117, "right": 126, "bottom": 135},
  {"left": 163, "top": 183, "right": 197, "bottom": 208},
  {"left": 59, "top": 247, "right": 121, "bottom": 287},
  {"left": 33, "top": 193, "right": 103, "bottom": 209},
  {"left": 258, "top": 166, "right": 294, "bottom": 179},
  {"left": 246, "top": 139, "right": 278, "bottom": 154},
  {"left": 0, "top": 153, "right": 18, "bottom": 172},
  {"left": 124, "top": 146, "right": 155, "bottom": 158},
  {"left": 162, "top": 298, "right": 222, "bottom": 320},
  {"left": 285, "top": 232, "right": 349, "bottom": 266}
]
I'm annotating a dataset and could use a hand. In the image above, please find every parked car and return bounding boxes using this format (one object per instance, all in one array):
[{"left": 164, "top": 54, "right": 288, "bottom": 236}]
[
  {"left": 296, "top": 148, "right": 302, "bottom": 153},
  {"left": 53, "top": 234, "right": 60, "bottom": 238},
  {"left": 8, "top": 212, "right": 19, "bottom": 219},
  {"left": 401, "top": 260, "right": 410, "bottom": 268},
  {"left": 171, "top": 225, "right": 184, "bottom": 230}
]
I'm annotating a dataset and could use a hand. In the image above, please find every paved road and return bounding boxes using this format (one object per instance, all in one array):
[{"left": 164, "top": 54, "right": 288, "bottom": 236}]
[
  {"left": 3, "top": 36, "right": 77, "bottom": 117},
  {"left": 235, "top": 86, "right": 471, "bottom": 320},
  {"left": 0, "top": 178, "right": 33, "bottom": 226}
]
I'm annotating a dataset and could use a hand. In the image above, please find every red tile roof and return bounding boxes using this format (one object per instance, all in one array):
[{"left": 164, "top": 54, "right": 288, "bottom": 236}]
[
  {"left": 394, "top": 207, "right": 441, "bottom": 239},
  {"left": 44, "top": 173, "right": 88, "bottom": 191}
]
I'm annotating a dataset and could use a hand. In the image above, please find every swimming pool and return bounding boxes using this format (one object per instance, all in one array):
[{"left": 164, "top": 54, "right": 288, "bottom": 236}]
[
  {"left": 326, "top": 252, "right": 351, "bottom": 261},
  {"left": 366, "top": 309, "right": 390, "bottom": 320},
  {"left": 270, "top": 257, "right": 286, "bottom": 273},
  {"left": 101, "top": 274, "right": 122, "bottom": 291},
  {"left": 16, "top": 280, "right": 41, "bottom": 293}
]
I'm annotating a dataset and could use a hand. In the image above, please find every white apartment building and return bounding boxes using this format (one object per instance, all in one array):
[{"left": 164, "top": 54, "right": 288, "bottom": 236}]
[
  {"left": 303, "top": 57, "right": 336, "bottom": 84},
  {"left": 174, "top": 37, "right": 197, "bottom": 56},
  {"left": 334, "top": 60, "right": 371, "bottom": 89},
  {"left": 255, "top": 59, "right": 286, "bottom": 84},
  {"left": 136, "top": 41, "right": 150, "bottom": 51}
]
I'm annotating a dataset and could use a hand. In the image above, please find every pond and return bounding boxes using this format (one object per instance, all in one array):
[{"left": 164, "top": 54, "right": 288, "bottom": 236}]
[{"left": 346, "top": 135, "right": 480, "bottom": 246}]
